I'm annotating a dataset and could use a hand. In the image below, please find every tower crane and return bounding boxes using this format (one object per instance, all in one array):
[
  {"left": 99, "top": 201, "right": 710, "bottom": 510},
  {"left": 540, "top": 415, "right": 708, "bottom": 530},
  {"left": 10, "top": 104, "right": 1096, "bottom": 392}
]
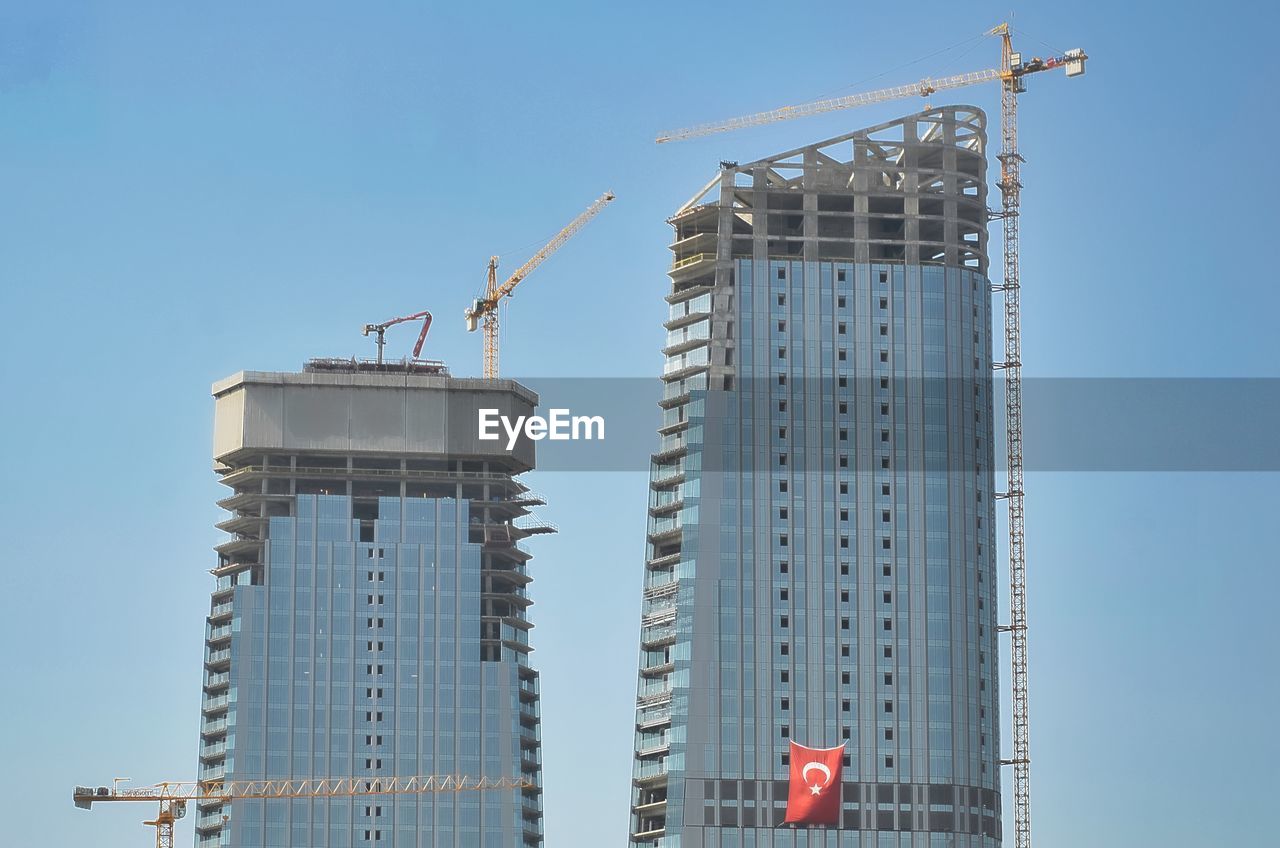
[
  {"left": 73, "top": 774, "right": 532, "bottom": 848},
  {"left": 465, "top": 192, "right": 615, "bottom": 378},
  {"left": 655, "top": 24, "right": 1087, "bottom": 848},
  {"left": 362, "top": 309, "right": 433, "bottom": 365}
]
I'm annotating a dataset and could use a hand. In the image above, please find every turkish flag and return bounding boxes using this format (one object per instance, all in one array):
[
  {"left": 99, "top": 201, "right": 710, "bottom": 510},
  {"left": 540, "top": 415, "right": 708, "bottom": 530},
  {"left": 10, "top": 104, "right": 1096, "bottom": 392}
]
[{"left": 783, "top": 740, "right": 844, "bottom": 825}]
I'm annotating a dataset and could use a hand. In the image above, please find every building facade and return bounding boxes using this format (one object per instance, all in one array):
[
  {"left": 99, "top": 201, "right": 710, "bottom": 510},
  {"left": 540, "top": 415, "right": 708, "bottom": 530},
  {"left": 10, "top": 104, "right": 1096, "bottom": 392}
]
[
  {"left": 197, "top": 365, "right": 547, "bottom": 847},
  {"left": 630, "top": 107, "right": 1002, "bottom": 847}
]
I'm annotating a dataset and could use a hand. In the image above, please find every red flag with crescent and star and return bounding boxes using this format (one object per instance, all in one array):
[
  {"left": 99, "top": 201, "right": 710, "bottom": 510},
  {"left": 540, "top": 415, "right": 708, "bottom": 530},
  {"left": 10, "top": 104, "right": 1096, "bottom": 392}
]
[{"left": 783, "top": 740, "right": 845, "bottom": 825}]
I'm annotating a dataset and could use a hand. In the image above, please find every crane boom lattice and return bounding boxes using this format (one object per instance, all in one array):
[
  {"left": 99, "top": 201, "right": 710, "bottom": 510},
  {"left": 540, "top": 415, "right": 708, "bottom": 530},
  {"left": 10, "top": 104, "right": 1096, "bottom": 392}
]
[{"left": 74, "top": 774, "right": 532, "bottom": 847}]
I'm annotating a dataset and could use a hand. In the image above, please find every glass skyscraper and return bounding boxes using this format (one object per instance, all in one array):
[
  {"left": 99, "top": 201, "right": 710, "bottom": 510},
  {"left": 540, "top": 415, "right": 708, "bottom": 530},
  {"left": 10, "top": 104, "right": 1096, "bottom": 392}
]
[
  {"left": 197, "top": 365, "right": 548, "bottom": 847},
  {"left": 630, "top": 106, "right": 1002, "bottom": 846}
]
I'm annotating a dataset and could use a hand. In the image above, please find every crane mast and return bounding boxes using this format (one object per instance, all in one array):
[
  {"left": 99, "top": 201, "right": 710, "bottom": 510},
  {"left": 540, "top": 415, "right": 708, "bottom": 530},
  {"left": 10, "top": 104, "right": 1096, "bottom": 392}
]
[
  {"left": 654, "top": 26, "right": 1087, "bottom": 848},
  {"left": 993, "top": 24, "right": 1032, "bottom": 848},
  {"left": 465, "top": 191, "right": 615, "bottom": 378}
]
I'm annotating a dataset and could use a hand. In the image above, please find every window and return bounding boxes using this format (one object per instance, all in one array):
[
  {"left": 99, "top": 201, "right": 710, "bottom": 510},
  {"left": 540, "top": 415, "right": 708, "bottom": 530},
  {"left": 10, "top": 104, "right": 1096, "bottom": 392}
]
[
  {"left": 880, "top": 377, "right": 889, "bottom": 389},
  {"left": 882, "top": 510, "right": 891, "bottom": 522},
  {"left": 883, "top": 645, "right": 892, "bottom": 658},
  {"left": 841, "top": 644, "right": 850, "bottom": 657},
  {"left": 882, "top": 591, "right": 891, "bottom": 603},
  {"left": 781, "top": 698, "right": 790, "bottom": 710},
  {"left": 781, "top": 670, "right": 790, "bottom": 683},
  {"left": 880, "top": 350, "right": 889, "bottom": 363},
  {"left": 780, "top": 615, "right": 789, "bottom": 628},
  {"left": 880, "top": 457, "right": 890, "bottom": 469},
  {"left": 779, "top": 399, "right": 787, "bottom": 412},
  {"left": 779, "top": 479, "right": 788, "bottom": 492},
  {"left": 883, "top": 618, "right": 892, "bottom": 631},
  {"left": 837, "top": 270, "right": 846, "bottom": 282},
  {"left": 879, "top": 296, "right": 888, "bottom": 308},
  {"left": 838, "top": 349, "right": 846, "bottom": 361},
  {"left": 780, "top": 534, "right": 789, "bottom": 547},
  {"left": 882, "top": 484, "right": 890, "bottom": 496},
  {"left": 884, "top": 672, "right": 893, "bottom": 685},
  {"left": 781, "top": 725, "right": 790, "bottom": 737},
  {"left": 839, "top": 376, "right": 847, "bottom": 388},
  {"left": 880, "top": 324, "right": 888, "bottom": 336},
  {"left": 777, "top": 293, "right": 786, "bottom": 305},
  {"left": 842, "top": 671, "right": 851, "bottom": 684},
  {"left": 840, "top": 509, "right": 848, "bottom": 521},
  {"left": 839, "top": 402, "right": 847, "bottom": 414},
  {"left": 840, "top": 455, "right": 848, "bottom": 468},
  {"left": 841, "top": 589, "right": 849, "bottom": 602},
  {"left": 837, "top": 295, "right": 846, "bottom": 307},
  {"left": 778, "top": 427, "right": 787, "bottom": 439},
  {"left": 780, "top": 588, "right": 789, "bottom": 601},
  {"left": 780, "top": 643, "right": 790, "bottom": 656},
  {"left": 885, "top": 727, "right": 894, "bottom": 740},
  {"left": 841, "top": 617, "right": 850, "bottom": 630},
  {"left": 882, "top": 564, "right": 891, "bottom": 577},
  {"left": 840, "top": 562, "right": 849, "bottom": 576},
  {"left": 839, "top": 429, "right": 848, "bottom": 442},
  {"left": 881, "top": 430, "right": 889, "bottom": 442},
  {"left": 881, "top": 403, "right": 889, "bottom": 415},
  {"left": 840, "top": 536, "right": 849, "bottom": 549},
  {"left": 778, "top": 347, "right": 786, "bottom": 359},
  {"left": 884, "top": 700, "right": 893, "bottom": 713},
  {"left": 840, "top": 482, "right": 848, "bottom": 495},
  {"left": 778, "top": 320, "right": 786, "bottom": 332},
  {"left": 838, "top": 322, "right": 847, "bottom": 335},
  {"left": 885, "top": 756, "right": 894, "bottom": 768},
  {"left": 780, "top": 561, "right": 789, "bottom": 574},
  {"left": 842, "top": 699, "right": 850, "bottom": 712},
  {"left": 778, "top": 374, "right": 787, "bottom": 386},
  {"left": 842, "top": 727, "right": 851, "bottom": 740},
  {"left": 879, "top": 272, "right": 888, "bottom": 283},
  {"left": 777, "top": 268, "right": 786, "bottom": 280},
  {"left": 779, "top": 454, "right": 788, "bottom": 467}
]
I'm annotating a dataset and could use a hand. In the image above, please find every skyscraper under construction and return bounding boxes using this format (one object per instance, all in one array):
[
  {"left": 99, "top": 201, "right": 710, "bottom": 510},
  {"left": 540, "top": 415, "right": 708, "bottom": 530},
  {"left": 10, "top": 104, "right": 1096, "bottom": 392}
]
[
  {"left": 630, "top": 106, "right": 1002, "bottom": 846},
  {"left": 197, "top": 364, "right": 549, "bottom": 847}
]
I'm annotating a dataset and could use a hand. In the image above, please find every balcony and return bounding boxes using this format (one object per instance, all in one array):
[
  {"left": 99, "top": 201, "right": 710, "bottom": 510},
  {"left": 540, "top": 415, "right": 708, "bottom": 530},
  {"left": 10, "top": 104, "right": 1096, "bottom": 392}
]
[
  {"left": 201, "top": 718, "right": 228, "bottom": 738},
  {"left": 201, "top": 694, "right": 230, "bottom": 715},
  {"left": 643, "top": 579, "right": 679, "bottom": 601},
  {"left": 199, "top": 742, "right": 227, "bottom": 761},
  {"left": 636, "top": 688, "right": 672, "bottom": 709},
  {"left": 636, "top": 705, "right": 671, "bottom": 731},
  {"left": 645, "top": 551, "right": 682, "bottom": 570},
  {"left": 669, "top": 252, "right": 714, "bottom": 279},
  {"left": 635, "top": 735, "right": 670, "bottom": 757},
  {"left": 640, "top": 625, "right": 676, "bottom": 648}
]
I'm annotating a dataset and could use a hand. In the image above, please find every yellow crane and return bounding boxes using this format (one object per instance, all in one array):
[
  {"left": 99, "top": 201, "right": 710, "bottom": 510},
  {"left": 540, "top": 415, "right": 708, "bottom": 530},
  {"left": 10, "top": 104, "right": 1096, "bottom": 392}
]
[
  {"left": 73, "top": 774, "right": 532, "bottom": 848},
  {"left": 465, "top": 192, "right": 615, "bottom": 378},
  {"left": 655, "top": 24, "right": 1087, "bottom": 848}
]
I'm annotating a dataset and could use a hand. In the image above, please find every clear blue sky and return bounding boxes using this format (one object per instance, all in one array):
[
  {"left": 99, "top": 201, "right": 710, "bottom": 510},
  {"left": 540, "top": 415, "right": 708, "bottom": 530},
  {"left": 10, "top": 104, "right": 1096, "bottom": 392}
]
[{"left": 1, "top": 1, "right": 1276, "bottom": 846}]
